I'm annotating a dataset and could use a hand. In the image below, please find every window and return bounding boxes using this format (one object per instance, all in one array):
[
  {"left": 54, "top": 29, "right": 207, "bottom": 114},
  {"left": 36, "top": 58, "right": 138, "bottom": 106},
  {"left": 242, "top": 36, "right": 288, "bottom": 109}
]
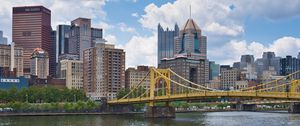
[{"left": 22, "top": 31, "right": 32, "bottom": 36}]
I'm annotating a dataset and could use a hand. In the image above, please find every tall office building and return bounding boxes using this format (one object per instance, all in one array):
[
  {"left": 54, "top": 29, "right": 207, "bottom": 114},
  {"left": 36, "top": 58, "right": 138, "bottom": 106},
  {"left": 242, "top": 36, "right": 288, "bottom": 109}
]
[
  {"left": 157, "top": 24, "right": 179, "bottom": 65},
  {"left": 50, "top": 30, "right": 56, "bottom": 77},
  {"left": 255, "top": 52, "right": 280, "bottom": 78},
  {"left": 91, "top": 28, "right": 103, "bottom": 47},
  {"left": 69, "top": 18, "right": 103, "bottom": 60},
  {"left": 12, "top": 6, "right": 52, "bottom": 77},
  {"left": 298, "top": 52, "right": 300, "bottom": 59},
  {"left": 280, "top": 55, "right": 300, "bottom": 78},
  {"left": 240, "top": 55, "right": 254, "bottom": 69},
  {"left": 56, "top": 25, "right": 71, "bottom": 62},
  {"left": 83, "top": 43, "right": 125, "bottom": 100},
  {"left": 0, "top": 43, "right": 23, "bottom": 77},
  {"left": 60, "top": 60, "right": 83, "bottom": 90},
  {"left": 160, "top": 18, "right": 209, "bottom": 90},
  {"left": 0, "top": 31, "right": 8, "bottom": 45},
  {"left": 30, "top": 48, "right": 49, "bottom": 79},
  {"left": 209, "top": 61, "right": 220, "bottom": 80},
  {"left": 69, "top": 18, "right": 91, "bottom": 59}
]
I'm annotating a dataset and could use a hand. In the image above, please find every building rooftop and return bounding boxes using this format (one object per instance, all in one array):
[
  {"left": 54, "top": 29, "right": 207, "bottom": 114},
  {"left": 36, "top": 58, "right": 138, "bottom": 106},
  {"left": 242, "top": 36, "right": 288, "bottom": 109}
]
[{"left": 181, "top": 18, "right": 201, "bottom": 31}]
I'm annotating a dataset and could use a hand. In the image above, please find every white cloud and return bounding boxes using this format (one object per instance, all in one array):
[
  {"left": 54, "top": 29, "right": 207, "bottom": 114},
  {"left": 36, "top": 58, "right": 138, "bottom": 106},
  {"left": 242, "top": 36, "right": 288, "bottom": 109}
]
[
  {"left": 123, "top": 33, "right": 157, "bottom": 68},
  {"left": 118, "top": 22, "right": 136, "bottom": 34},
  {"left": 204, "top": 22, "right": 244, "bottom": 37},
  {"left": 131, "top": 12, "right": 139, "bottom": 17},
  {"left": 139, "top": 0, "right": 300, "bottom": 37},
  {"left": 208, "top": 36, "right": 300, "bottom": 65},
  {"left": 0, "top": 0, "right": 106, "bottom": 43},
  {"left": 105, "top": 34, "right": 118, "bottom": 45},
  {"left": 94, "top": 21, "right": 114, "bottom": 30}
]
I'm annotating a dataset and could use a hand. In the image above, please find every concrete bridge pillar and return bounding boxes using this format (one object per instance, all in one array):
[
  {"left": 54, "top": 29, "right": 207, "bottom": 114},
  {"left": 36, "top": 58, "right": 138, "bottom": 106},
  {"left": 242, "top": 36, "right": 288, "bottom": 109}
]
[
  {"left": 237, "top": 104, "right": 256, "bottom": 111},
  {"left": 288, "top": 103, "right": 300, "bottom": 113},
  {"left": 144, "top": 106, "right": 175, "bottom": 118}
]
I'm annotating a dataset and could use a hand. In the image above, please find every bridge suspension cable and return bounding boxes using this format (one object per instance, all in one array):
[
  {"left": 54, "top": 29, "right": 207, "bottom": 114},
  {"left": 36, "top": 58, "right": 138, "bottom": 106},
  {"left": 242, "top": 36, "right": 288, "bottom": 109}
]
[
  {"left": 119, "top": 71, "right": 150, "bottom": 99},
  {"left": 168, "top": 69, "right": 214, "bottom": 91},
  {"left": 239, "top": 70, "right": 300, "bottom": 91}
]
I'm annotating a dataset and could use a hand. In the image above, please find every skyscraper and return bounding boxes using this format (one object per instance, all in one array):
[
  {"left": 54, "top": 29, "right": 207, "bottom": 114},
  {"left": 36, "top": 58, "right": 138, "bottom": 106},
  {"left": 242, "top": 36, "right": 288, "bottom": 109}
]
[
  {"left": 280, "top": 55, "right": 300, "bottom": 77},
  {"left": 83, "top": 43, "right": 125, "bottom": 100},
  {"left": 50, "top": 30, "right": 56, "bottom": 77},
  {"left": 160, "top": 18, "right": 209, "bottom": 89},
  {"left": 157, "top": 24, "right": 179, "bottom": 65},
  {"left": 240, "top": 55, "right": 254, "bottom": 69},
  {"left": 12, "top": 6, "right": 52, "bottom": 77},
  {"left": 255, "top": 52, "right": 280, "bottom": 77},
  {"left": 209, "top": 61, "right": 220, "bottom": 80},
  {"left": 174, "top": 19, "right": 207, "bottom": 60},
  {"left": 56, "top": 25, "right": 71, "bottom": 62},
  {"left": 0, "top": 31, "right": 8, "bottom": 45},
  {"left": 69, "top": 18, "right": 103, "bottom": 60}
]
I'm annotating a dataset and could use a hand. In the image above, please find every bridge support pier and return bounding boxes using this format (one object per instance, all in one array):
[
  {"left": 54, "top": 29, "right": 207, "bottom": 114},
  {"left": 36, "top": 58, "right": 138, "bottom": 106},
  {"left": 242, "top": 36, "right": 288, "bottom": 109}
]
[
  {"left": 288, "top": 103, "right": 300, "bottom": 113},
  {"left": 144, "top": 106, "right": 175, "bottom": 118},
  {"left": 237, "top": 104, "right": 256, "bottom": 111}
]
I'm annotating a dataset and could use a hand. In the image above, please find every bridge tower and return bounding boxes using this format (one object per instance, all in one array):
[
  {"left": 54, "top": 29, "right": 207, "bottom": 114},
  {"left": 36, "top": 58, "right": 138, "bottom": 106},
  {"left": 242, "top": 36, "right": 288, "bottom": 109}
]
[
  {"left": 145, "top": 67, "right": 175, "bottom": 118},
  {"left": 289, "top": 80, "right": 300, "bottom": 113}
]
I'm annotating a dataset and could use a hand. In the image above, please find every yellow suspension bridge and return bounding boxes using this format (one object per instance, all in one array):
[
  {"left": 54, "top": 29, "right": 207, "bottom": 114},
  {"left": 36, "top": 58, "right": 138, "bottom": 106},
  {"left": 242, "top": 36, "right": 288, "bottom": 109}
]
[{"left": 108, "top": 68, "right": 300, "bottom": 105}]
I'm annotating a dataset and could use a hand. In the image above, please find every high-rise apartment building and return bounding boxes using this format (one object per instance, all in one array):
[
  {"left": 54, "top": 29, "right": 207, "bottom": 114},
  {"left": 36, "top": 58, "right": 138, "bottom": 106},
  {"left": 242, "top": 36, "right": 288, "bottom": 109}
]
[
  {"left": 12, "top": 6, "right": 52, "bottom": 77},
  {"left": 83, "top": 43, "right": 125, "bottom": 100},
  {"left": 0, "top": 43, "right": 23, "bottom": 77},
  {"left": 60, "top": 60, "right": 83, "bottom": 90},
  {"left": 157, "top": 24, "right": 179, "bottom": 65},
  {"left": 0, "top": 31, "right": 8, "bottom": 45},
  {"left": 125, "top": 66, "right": 151, "bottom": 89},
  {"left": 30, "top": 48, "right": 49, "bottom": 79}
]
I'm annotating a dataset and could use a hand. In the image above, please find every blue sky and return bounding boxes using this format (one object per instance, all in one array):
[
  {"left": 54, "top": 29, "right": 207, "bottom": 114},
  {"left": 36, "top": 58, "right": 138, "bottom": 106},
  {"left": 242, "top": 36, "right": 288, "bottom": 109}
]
[{"left": 0, "top": 0, "right": 300, "bottom": 67}]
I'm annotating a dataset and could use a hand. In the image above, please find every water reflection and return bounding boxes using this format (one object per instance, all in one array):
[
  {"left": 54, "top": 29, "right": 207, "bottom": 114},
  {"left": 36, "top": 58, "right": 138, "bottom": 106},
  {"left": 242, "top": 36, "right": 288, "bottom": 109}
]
[{"left": 0, "top": 112, "right": 300, "bottom": 126}]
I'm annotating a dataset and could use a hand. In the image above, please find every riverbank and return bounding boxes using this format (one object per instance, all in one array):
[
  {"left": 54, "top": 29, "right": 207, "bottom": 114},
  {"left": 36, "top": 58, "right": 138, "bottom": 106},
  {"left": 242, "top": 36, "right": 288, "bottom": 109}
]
[
  {"left": 0, "top": 112, "right": 143, "bottom": 117},
  {"left": 0, "top": 108, "right": 289, "bottom": 117}
]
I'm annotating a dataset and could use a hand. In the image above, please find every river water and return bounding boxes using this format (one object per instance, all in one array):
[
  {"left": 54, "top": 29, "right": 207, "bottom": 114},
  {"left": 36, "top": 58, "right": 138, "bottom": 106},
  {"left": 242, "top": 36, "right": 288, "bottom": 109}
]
[{"left": 1, "top": 111, "right": 300, "bottom": 126}]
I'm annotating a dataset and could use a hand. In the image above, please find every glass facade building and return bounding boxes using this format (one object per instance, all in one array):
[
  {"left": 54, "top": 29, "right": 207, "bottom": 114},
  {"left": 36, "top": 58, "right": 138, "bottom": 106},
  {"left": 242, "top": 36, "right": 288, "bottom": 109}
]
[
  {"left": 157, "top": 24, "right": 179, "bottom": 65},
  {"left": 56, "top": 25, "right": 71, "bottom": 63}
]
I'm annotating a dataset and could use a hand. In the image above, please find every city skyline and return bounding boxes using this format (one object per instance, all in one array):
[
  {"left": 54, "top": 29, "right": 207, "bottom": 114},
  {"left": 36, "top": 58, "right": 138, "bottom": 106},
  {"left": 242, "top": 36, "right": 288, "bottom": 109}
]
[{"left": 0, "top": 0, "right": 300, "bottom": 68}]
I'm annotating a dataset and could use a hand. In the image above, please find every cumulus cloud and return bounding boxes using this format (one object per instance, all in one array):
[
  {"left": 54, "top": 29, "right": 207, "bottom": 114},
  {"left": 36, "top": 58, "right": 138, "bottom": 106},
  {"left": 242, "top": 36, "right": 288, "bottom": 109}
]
[
  {"left": 209, "top": 36, "right": 300, "bottom": 65},
  {"left": 131, "top": 12, "right": 139, "bottom": 17},
  {"left": 118, "top": 22, "right": 137, "bottom": 34},
  {"left": 123, "top": 33, "right": 157, "bottom": 68}
]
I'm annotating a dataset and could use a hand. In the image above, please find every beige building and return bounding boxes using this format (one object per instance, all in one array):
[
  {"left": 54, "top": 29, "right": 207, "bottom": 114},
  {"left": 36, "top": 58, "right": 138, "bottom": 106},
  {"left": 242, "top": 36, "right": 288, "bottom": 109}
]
[
  {"left": 220, "top": 68, "right": 246, "bottom": 90},
  {"left": 30, "top": 48, "right": 49, "bottom": 79},
  {"left": 125, "top": 66, "right": 151, "bottom": 89},
  {"left": 60, "top": 60, "right": 83, "bottom": 90},
  {"left": 0, "top": 43, "right": 23, "bottom": 77},
  {"left": 83, "top": 43, "right": 125, "bottom": 100}
]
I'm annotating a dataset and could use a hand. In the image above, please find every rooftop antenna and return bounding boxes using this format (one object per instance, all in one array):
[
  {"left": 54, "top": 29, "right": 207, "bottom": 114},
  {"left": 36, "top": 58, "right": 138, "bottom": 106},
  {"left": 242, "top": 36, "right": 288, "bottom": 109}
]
[{"left": 189, "top": 5, "right": 191, "bottom": 19}]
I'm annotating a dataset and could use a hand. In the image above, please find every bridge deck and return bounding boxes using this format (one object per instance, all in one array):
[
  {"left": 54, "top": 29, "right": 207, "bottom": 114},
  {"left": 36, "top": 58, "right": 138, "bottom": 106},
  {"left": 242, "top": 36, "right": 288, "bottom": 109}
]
[{"left": 108, "top": 91, "right": 300, "bottom": 104}]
